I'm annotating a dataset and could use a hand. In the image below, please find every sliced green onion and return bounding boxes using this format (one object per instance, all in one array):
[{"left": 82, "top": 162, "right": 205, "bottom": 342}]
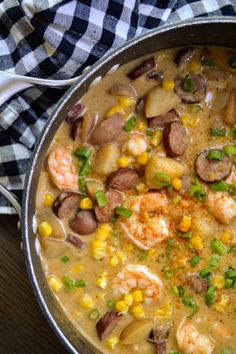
[
  {"left": 189, "top": 104, "right": 201, "bottom": 113},
  {"left": 190, "top": 255, "right": 200, "bottom": 267},
  {"left": 123, "top": 116, "right": 136, "bottom": 132},
  {"left": 210, "top": 180, "right": 228, "bottom": 192},
  {"left": 188, "top": 303, "right": 199, "bottom": 319},
  {"left": 225, "top": 267, "right": 236, "bottom": 279},
  {"left": 178, "top": 286, "right": 185, "bottom": 298},
  {"left": 211, "top": 238, "right": 227, "bottom": 256},
  {"left": 224, "top": 278, "right": 234, "bottom": 288},
  {"left": 60, "top": 256, "right": 70, "bottom": 264},
  {"left": 75, "top": 279, "right": 86, "bottom": 288},
  {"left": 63, "top": 275, "right": 75, "bottom": 291},
  {"left": 115, "top": 206, "right": 132, "bottom": 218},
  {"left": 74, "top": 147, "right": 92, "bottom": 160},
  {"left": 176, "top": 230, "right": 192, "bottom": 239},
  {"left": 183, "top": 74, "right": 195, "bottom": 93},
  {"left": 230, "top": 127, "right": 236, "bottom": 139},
  {"left": 201, "top": 58, "right": 215, "bottom": 68},
  {"left": 89, "top": 309, "right": 100, "bottom": 320},
  {"left": 163, "top": 265, "right": 172, "bottom": 280},
  {"left": 171, "top": 285, "right": 180, "bottom": 296},
  {"left": 205, "top": 284, "right": 216, "bottom": 306},
  {"left": 207, "top": 149, "right": 225, "bottom": 161},
  {"left": 79, "top": 177, "right": 86, "bottom": 194},
  {"left": 210, "top": 128, "right": 227, "bottom": 137},
  {"left": 223, "top": 145, "right": 236, "bottom": 155},
  {"left": 199, "top": 268, "right": 212, "bottom": 280},
  {"left": 208, "top": 256, "right": 220, "bottom": 268},
  {"left": 228, "top": 56, "right": 236, "bottom": 69},
  {"left": 146, "top": 129, "right": 154, "bottom": 137},
  {"left": 79, "top": 160, "right": 91, "bottom": 176},
  {"left": 107, "top": 299, "right": 115, "bottom": 309},
  {"left": 94, "top": 190, "right": 107, "bottom": 207},
  {"left": 182, "top": 295, "right": 193, "bottom": 306},
  {"left": 189, "top": 184, "right": 208, "bottom": 202},
  {"left": 154, "top": 172, "right": 171, "bottom": 187}
]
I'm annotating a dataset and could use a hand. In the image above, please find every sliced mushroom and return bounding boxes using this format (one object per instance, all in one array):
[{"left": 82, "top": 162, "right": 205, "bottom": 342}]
[
  {"left": 90, "top": 114, "right": 124, "bottom": 145},
  {"left": 128, "top": 57, "right": 156, "bottom": 80},
  {"left": 66, "top": 103, "right": 86, "bottom": 124},
  {"left": 96, "top": 311, "right": 122, "bottom": 341},
  {"left": 109, "top": 83, "right": 136, "bottom": 97},
  {"left": 175, "top": 74, "right": 206, "bottom": 103},
  {"left": 69, "top": 210, "right": 98, "bottom": 235},
  {"left": 81, "top": 112, "right": 99, "bottom": 143},
  {"left": 120, "top": 318, "right": 154, "bottom": 345},
  {"left": 53, "top": 192, "right": 81, "bottom": 219},
  {"left": 224, "top": 90, "right": 236, "bottom": 126}
]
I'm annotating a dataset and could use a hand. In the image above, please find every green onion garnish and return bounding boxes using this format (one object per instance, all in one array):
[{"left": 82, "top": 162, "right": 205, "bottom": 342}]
[
  {"left": 172, "top": 195, "right": 182, "bottom": 205},
  {"left": 60, "top": 256, "right": 70, "bottom": 264},
  {"left": 210, "top": 180, "right": 228, "bottom": 192},
  {"left": 183, "top": 74, "right": 195, "bottom": 93},
  {"left": 228, "top": 56, "right": 236, "bottom": 69},
  {"left": 176, "top": 230, "right": 192, "bottom": 239},
  {"left": 75, "top": 279, "right": 86, "bottom": 288},
  {"left": 74, "top": 147, "right": 92, "bottom": 160},
  {"left": 79, "top": 160, "right": 91, "bottom": 176},
  {"left": 163, "top": 265, "right": 172, "bottom": 280},
  {"left": 224, "top": 278, "right": 234, "bottom": 288},
  {"left": 63, "top": 275, "right": 75, "bottom": 291},
  {"left": 208, "top": 256, "right": 220, "bottom": 268},
  {"left": 146, "top": 129, "right": 154, "bottom": 137},
  {"left": 190, "top": 255, "right": 200, "bottom": 267},
  {"left": 123, "top": 116, "right": 136, "bottom": 132},
  {"left": 189, "top": 183, "right": 208, "bottom": 202},
  {"left": 115, "top": 206, "right": 132, "bottom": 218},
  {"left": 210, "top": 238, "right": 227, "bottom": 256},
  {"left": 223, "top": 145, "right": 236, "bottom": 155},
  {"left": 107, "top": 299, "right": 115, "bottom": 309},
  {"left": 205, "top": 284, "right": 216, "bottom": 306},
  {"left": 94, "top": 190, "right": 107, "bottom": 207},
  {"left": 182, "top": 295, "right": 198, "bottom": 318},
  {"left": 224, "top": 267, "right": 236, "bottom": 288},
  {"left": 210, "top": 128, "right": 227, "bottom": 137},
  {"left": 199, "top": 268, "right": 212, "bottom": 280},
  {"left": 225, "top": 267, "right": 236, "bottom": 279},
  {"left": 88, "top": 309, "right": 100, "bottom": 320},
  {"left": 207, "top": 149, "right": 225, "bottom": 161},
  {"left": 79, "top": 177, "right": 86, "bottom": 194},
  {"left": 154, "top": 172, "right": 171, "bottom": 188},
  {"left": 171, "top": 285, "right": 180, "bottom": 296}
]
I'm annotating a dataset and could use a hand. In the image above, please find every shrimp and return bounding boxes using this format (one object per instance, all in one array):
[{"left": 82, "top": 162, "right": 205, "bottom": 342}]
[
  {"left": 112, "top": 265, "right": 162, "bottom": 303},
  {"left": 118, "top": 193, "right": 172, "bottom": 250},
  {"left": 206, "top": 191, "right": 236, "bottom": 224},
  {"left": 48, "top": 147, "right": 78, "bottom": 191},
  {"left": 124, "top": 133, "right": 148, "bottom": 157},
  {"left": 176, "top": 319, "right": 215, "bottom": 354}
]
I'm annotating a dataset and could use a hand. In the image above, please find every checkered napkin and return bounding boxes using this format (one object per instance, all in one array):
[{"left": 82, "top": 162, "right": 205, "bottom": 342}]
[{"left": 1, "top": 0, "right": 236, "bottom": 213}]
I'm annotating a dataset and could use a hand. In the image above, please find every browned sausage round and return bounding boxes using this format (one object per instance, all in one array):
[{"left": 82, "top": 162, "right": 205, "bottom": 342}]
[
  {"left": 148, "top": 109, "right": 179, "bottom": 129},
  {"left": 95, "top": 190, "right": 123, "bottom": 223},
  {"left": 175, "top": 74, "right": 206, "bottom": 103},
  {"left": 66, "top": 103, "right": 85, "bottom": 124},
  {"left": 174, "top": 47, "right": 196, "bottom": 68},
  {"left": 69, "top": 210, "right": 98, "bottom": 235},
  {"left": 128, "top": 57, "right": 156, "bottom": 80},
  {"left": 96, "top": 311, "right": 122, "bottom": 341},
  {"left": 163, "top": 121, "right": 188, "bottom": 157},
  {"left": 53, "top": 192, "right": 81, "bottom": 219},
  {"left": 90, "top": 114, "right": 124, "bottom": 145},
  {"left": 195, "top": 150, "right": 232, "bottom": 183},
  {"left": 106, "top": 168, "right": 139, "bottom": 191}
]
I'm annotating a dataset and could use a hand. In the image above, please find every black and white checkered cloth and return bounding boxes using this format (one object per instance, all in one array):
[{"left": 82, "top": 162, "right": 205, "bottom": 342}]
[{"left": 1, "top": 0, "right": 236, "bottom": 213}]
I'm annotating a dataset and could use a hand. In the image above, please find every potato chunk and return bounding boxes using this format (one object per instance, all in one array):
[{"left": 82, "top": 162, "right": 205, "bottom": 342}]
[
  {"left": 145, "top": 87, "right": 181, "bottom": 118},
  {"left": 145, "top": 153, "right": 185, "bottom": 188},
  {"left": 120, "top": 318, "right": 154, "bottom": 345},
  {"left": 224, "top": 90, "right": 236, "bottom": 126},
  {"left": 93, "top": 143, "right": 120, "bottom": 176}
]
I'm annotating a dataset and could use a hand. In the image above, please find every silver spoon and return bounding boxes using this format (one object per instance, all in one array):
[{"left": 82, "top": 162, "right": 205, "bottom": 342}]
[{"left": 0, "top": 70, "right": 81, "bottom": 106}]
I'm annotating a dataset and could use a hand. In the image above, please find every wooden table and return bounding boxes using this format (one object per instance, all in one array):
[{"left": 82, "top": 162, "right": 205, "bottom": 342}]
[{"left": 0, "top": 215, "right": 68, "bottom": 354}]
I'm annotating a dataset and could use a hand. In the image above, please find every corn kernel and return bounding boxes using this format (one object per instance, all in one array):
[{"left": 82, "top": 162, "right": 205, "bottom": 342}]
[
  {"left": 115, "top": 300, "right": 128, "bottom": 313},
  {"left": 70, "top": 264, "right": 84, "bottom": 274},
  {"left": 189, "top": 60, "right": 201, "bottom": 72},
  {"left": 179, "top": 216, "right": 192, "bottom": 232},
  {"left": 116, "top": 250, "right": 126, "bottom": 264},
  {"left": 162, "top": 79, "right": 175, "bottom": 91},
  {"left": 190, "top": 235, "right": 203, "bottom": 251},
  {"left": 155, "top": 301, "right": 172, "bottom": 318},
  {"left": 220, "top": 229, "right": 233, "bottom": 244},
  {"left": 118, "top": 96, "right": 135, "bottom": 108},
  {"left": 79, "top": 295, "right": 94, "bottom": 309},
  {"left": 43, "top": 193, "right": 54, "bottom": 207},
  {"left": 132, "top": 289, "right": 143, "bottom": 303},
  {"left": 117, "top": 157, "right": 129, "bottom": 168},
  {"left": 124, "top": 293, "right": 134, "bottom": 307},
  {"left": 137, "top": 151, "right": 149, "bottom": 166},
  {"left": 91, "top": 240, "right": 106, "bottom": 260},
  {"left": 148, "top": 248, "right": 156, "bottom": 256},
  {"left": 181, "top": 114, "right": 198, "bottom": 128},
  {"left": 171, "top": 178, "right": 182, "bottom": 191},
  {"left": 150, "top": 130, "right": 163, "bottom": 147},
  {"left": 96, "top": 271, "right": 107, "bottom": 289},
  {"left": 135, "top": 183, "right": 148, "bottom": 194},
  {"left": 136, "top": 121, "right": 147, "bottom": 131},
  {"left": 212, "top": 275, "right": 225, "bottom": 289},
  {"left": 139, "top": 212, "right": 150, "bottom": 223},
  {"left": 95, "top": 224, "right": 111, "bottom": 241},
  {"left": 92, "top": 240, "right": 104, "bottom": 248},
  {"left": 47, "top": 275, "right": 63, "bottom": 293},
  {"left": 106, "top": 105, "right": 124, "bottom": 118},
  {"left": 130, "top": 304, "right": 145, "bottom": 318},
  {"left": 38, "top": 221, "right": 52, "bottom": 238},
  {"left": 109, "top": 255, "right": 120, "bottom": 267},
  {"left": 214, "top": 295, "right": 230, "bottom": 313},
  {"left": 80, "top": 197, "right": 93, "bottom": 210},
  {"left": 107, "top": 336, "right": 119, "bottom": 349}
]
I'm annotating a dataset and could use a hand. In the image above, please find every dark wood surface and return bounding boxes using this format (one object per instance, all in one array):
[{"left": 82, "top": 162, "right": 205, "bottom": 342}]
[{"left": 0, "top": 215, "right": 68, "bottom": 354}]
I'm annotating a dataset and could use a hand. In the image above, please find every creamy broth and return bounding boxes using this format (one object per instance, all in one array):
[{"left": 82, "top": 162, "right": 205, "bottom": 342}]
[{"left": 36, "top": 47, "right": 236, "bottom": 354}]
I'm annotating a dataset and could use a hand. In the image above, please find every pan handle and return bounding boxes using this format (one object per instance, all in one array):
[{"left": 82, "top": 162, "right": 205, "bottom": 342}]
[{"left": 0, "top": 183, "right": 21, "bottom": 229}]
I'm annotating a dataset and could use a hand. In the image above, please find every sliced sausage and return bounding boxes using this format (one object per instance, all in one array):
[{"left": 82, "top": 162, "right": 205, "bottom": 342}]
[
  {"left": 128, "top": 57, "right": 156, "bottom": 80},
  {"left": 175, "top": 74, "right": 206, "bottom": 103},
  {"left": 109, "top": 83, "right": 136, "bottom": 97},
  {"left": 66, "top": 103, "right": 86, "bottom": 124},
  {"left": 95, "top": 190, "right": 123, "bottom": 223},
  {"left": 69, "top": 210, "right": 98, "bottom": 235},
  {"left": 163, "top": 121, "right": 188, "bottom": 157},
  {"left": 67, "top": 234, "right": 84, "bottom": 249},
  {"left": 148, "top": 109, "right": 179, "bottom": 129},
  {"left": 184, "top": 273, "right": 209, "bottom": 294},
  {"left": 148, "top": 323, "right": 171, "bottom": 354},
  {"left": 71, "top": 117, "right": 83, "bottom": 140},
  {"left": 195, "top": 150, "right": 232, "bottom": 183},
  {"left": 106, "top": 168, "right": 139, "bottom": 191},
  {"left": 90, "top": 114, "right": 124, "bottom": 145},
  {"left": 96, "top": 311, "right": 122, "bottom": 341},
  {"left": 175, "top": 47, "right": 196, "bottom": 68},
  {"left": 53, "top": 192, "right": 81, "bottom": 219}
]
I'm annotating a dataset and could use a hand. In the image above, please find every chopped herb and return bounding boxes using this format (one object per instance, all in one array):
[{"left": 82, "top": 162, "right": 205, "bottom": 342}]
[
  {"left": 75, "top": 279, "right": 86, "bottom": 288},
  {"left": 190, "top": 255, "right": 200, "bottom": 267},
  {"left": 94, "top": 190, "right": 107, "bottom": 207},
  {"left": 154, "top": 172, "right": 171, "bottom": 188},
  {"left": 63, "top": 275, "right": 75, "bottom": 291},
  {"left": 74, "top": 147, "right": 92, "bottom": 160},
  {"left": 189, "top": 183, "right": 208, "bottom": 202},
  {"left": 201, "top": 58, "right": 215, "bottom": 67},
  {"left": 146, "top": 129, "right": 154, "bottom": 137},
  {"left": 176, "top": 230, "right": 192, "bottom": 239},
  {"left": 223, "top": 145, "right": 236, "bottom": 155},
  {"left": 211, "top": 238, "right": 227, "bottom": 256},
  {"left": 88, "top": 309, "right": 100, "bottom": 320},
  {"left": 107, "top": 299, "right": 115, "bottom": 309},
  {"left": 163, "top": 265, "right": 172, "bottom": 280},
  {"left": 210, "top": 128, "right": 227, "bottom": 137},
  {"left": 205, "top": 284, "right": 216, "bottom": 306},
  {"left": 207, "top": 149, "right": 225, "bottom": 161},
  {"left": 228, "top": 56, "right": 236, "bottom": 69},
  {"left": 183, "top": 74, "right": 195, "bottom": 93},
  {"left": 199, "top": 268, "right": 212, "bottom": 280},
  {"left": 208, "top": 256, "right": 220, "bottom": 268},
  {"left": 115, "top": 206, "right": 132, "bottom": 218},
  {"left": 210, "top": 180, "right": 228, "bottom": 192},
  {"left": 60, "top": 256, "right": 70, "bottom": 264},
  {"left": 123, "top": 116, "right": 136, "bottom": 132}
]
